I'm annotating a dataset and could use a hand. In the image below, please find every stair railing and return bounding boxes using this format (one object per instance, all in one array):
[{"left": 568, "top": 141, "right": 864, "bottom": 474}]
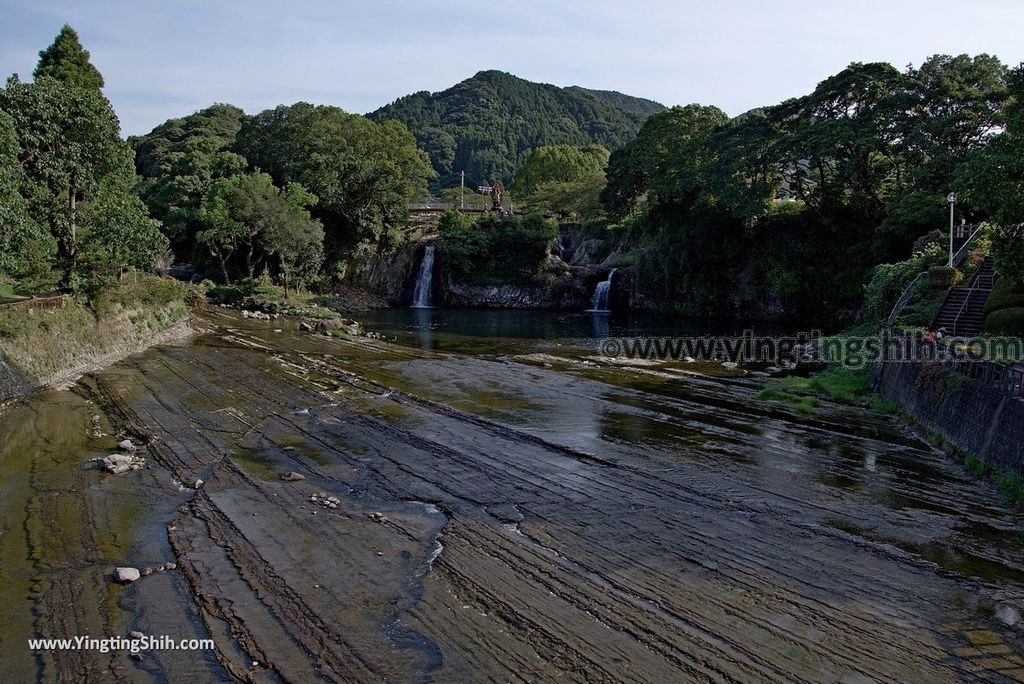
[{"left": 886, "top": 224, "right": 984, "bottom": 328}]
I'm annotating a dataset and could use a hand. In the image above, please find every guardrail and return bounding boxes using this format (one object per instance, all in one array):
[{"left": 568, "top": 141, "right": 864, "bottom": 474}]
[
  {"left": 0, "top": 295, "right": 66, "bottom": 311},
  {"left": 883, "top": 328, "right": 1024, "bottom": 400},
  {"left": 945, "top": 356, "right": 1024, "bottom": 399}
]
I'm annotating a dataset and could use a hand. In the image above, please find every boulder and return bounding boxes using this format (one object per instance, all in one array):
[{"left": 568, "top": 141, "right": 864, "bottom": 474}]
[
  {"left": 100, "top": 453, "right": 144, "bottom": 474},
  {"left": 281, "top": 471, "right": 306, "bottom": 482},
  {"left": 316, "top": 318, "right": 361, "bottom": 336},
  {"left": 118, "top": 439, "right": 136, "bottom": 452},
  {"left": 114, "top": 567, "right": 141, "bottom": 583}
]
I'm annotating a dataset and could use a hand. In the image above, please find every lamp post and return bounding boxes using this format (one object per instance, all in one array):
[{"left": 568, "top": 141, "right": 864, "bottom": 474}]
[{"left": 947, "top": 192, "right": 957, "bottom": 268}]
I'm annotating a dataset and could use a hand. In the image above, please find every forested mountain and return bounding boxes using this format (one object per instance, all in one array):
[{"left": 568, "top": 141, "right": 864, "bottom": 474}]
[{"left": 369, "top": 70, "right": 664, "bottom": 188}]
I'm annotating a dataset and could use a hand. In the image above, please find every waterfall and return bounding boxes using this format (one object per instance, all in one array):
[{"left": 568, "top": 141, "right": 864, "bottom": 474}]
[
  {"left": 411, "top": 245, "right": 436, "bottom": 308},
  {"left": 590, "top": 268, "right": 617, "bottom": 312}
]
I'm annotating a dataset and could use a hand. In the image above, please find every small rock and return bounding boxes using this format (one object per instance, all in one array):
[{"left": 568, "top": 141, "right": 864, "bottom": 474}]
[
  {"left": 118, "top": 439, "right": 136, "bottom": 452},
  {"left": 194, "top": 479, "right": 204, "bottom": 489},
  {"left": 114, "top": 567, "right": 141, "bottom": 583},
  {"left": 281, "top": 471, "right": 306, "bottom": 482},
  {"left": 130, "top": 630, "right": 145, "bottom": 639},
  {"left": 328, "top": 502, "right": 338, "bottom": 509},
  {"left": 156, "top": 565, "right": 166, "bottom": 572},
  {"left": 100, "top": 453, "right": 145, "bottom": 475},
  {"left": 721, "top": 361, "right": 739, "bottom": 370},
  {"left": 376, "top": 552, "right": 384, "bottom": 557},
  {"left": 996, "top": 603, "right": 1021, "bottom": 628},
  {"left": 282, "top": 446, "right": 295, "bottom": 452},
  {"left": 142, "top": 567, "right": 154, "bottom": 576},
  {"left": 292, "top": 408, "right": 310, "bottom": 416},
  {"left": 298, "top": 321, "right": 313, "bottom": 332},
  {"left": 164, "top": 562, "right": 177, "bottom": 571}
]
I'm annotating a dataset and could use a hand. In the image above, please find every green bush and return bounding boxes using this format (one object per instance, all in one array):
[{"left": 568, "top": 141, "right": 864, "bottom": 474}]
[
  {"left": 985, "top": 308, "right": 1024, "bottom": 336},
  {"left": 92, "top": 277, "right": 191, "bottom": 318},
  {"left": 864, "top": 243, "right": 946, "bottom": 321},
  {"left": 984, "top": 278, "right": 1024, "bottom": 317},
  {"left": 437, "top": 211, "right": 558, "bottom": 285},
  {"left": 928, "top": 265, "right": 962, "bottom": 288}
]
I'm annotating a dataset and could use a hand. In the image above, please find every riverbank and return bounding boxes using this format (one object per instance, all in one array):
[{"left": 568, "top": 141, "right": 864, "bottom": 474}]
[{"left": 0, "top": 278, "right": 202, "bottom": 401}]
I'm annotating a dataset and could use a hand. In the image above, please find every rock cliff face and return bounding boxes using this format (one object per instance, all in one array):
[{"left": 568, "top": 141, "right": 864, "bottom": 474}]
[{"left": 342, "top": 241, "right": 423, "bottom": 305}]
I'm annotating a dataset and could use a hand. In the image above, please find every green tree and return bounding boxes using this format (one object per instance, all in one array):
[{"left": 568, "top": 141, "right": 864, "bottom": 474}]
[
  {"left": 234, "top": 103, "right": 434, "bottom": 252},
  {"left": 602, "top": 104, "right": 729, "bottom": 216},
  {"left": 0, "top": 109, "right": 56, "bottom": 291},
  {"left": 33, "top": 25, "right": 105, "bottom": 90},
  {"left": 196, "top": 172, "right": 323, "bottom": 289},
  {"left": 78, "top": 184, "right": 168, "bottom": 285},
  {"left": 0, "top": 75, "right": 135, "bottom": 289}
]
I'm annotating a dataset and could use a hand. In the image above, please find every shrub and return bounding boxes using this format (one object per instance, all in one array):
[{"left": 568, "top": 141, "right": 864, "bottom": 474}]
[
  {"left": 985, "top": 308, "right": 1024, "bottom": 336},
  {"left": 928, "top": 265, "right": 962, "bottom": 288},
  {"left": 437, "top": 211, "right": 558, "bottom": 285},
  {"left": 864, "top": 243, "right": 946, "bottom": 321},
  {"left": 984, "top": 278, "right": 1024, "bottom": 317}
]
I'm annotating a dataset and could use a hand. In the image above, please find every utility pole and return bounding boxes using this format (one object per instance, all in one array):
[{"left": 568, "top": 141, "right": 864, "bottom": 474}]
[
  {"left": 460, "top": 171, "right": 465, "bottom": 211},
  {"left": 947, "top": 192, "right": 957, "bottom": 267}
]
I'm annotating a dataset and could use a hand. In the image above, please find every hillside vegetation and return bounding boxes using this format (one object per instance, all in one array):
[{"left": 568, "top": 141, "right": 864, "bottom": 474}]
[{"left": 369, "top": 70, "right": 664, "bottom": 187}]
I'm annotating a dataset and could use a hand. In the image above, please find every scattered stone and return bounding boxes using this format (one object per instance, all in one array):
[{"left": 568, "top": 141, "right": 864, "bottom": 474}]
[
  {"left": 89, "top": 415, "right": 106, "bottom": 438},
  {"left": 156, "top": 564, "right": 166, "bottom": 572},
  {"left": 99, "top": 453, "right": 146, "bottom": 475},
  {"left": 282, "top": 446, "right": 296, "bottom": 452},
  {"left": 194, "top": 479, "right": 204, "bottom": 489},
  {"left": 142, "top": 567, "right": 154, "bottom": 576},
  {"left": 298, "top": 321, "right": 313, "bottom": 332},
  {"left": 130, "top": 630, "right": 145, "bottom": 639},
  {"left": 281, "top": 471, "right": 306, "bottom": 482},
  {"left": 164, "top": 562, "right": 177, "bottom": 571},
  {"left": 114, "top": 567, "right": 141, "bottom": 583},
  {"left": 996, "top": 603, "right": 1021, "bottom": 628},
  {"left": 328, "top": 502, "right": 338, "bottom": 509},
  {"left": 118, "top": 439, "right": 136, "bottom": 452},
  {"left": 376, "top": 552, "right": 384, "bottom": 557}
]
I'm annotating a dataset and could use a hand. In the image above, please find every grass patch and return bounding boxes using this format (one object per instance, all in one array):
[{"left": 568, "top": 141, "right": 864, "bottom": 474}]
[{"left": 756, "top": 387, "right": 819, "bottom": 414}]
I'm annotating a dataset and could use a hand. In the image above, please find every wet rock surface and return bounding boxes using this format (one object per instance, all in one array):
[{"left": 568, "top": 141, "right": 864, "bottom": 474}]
[{"left": 2, "top": 308, "right": 1024, "bottom": 682}]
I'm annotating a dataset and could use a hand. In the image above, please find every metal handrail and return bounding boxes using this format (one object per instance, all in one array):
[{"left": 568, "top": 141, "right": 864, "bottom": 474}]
[
  {"left": 951, "top": 286, "right": 977, "bottom": 336},
  {"left": 885, "top": 225, "right": 983, "bottom": 327},
  {"left": 887, "top": 272, "right": 926, "bottom": 326},
  {"left": 951, "top": 224, "right": 984, "bottom": 268}
]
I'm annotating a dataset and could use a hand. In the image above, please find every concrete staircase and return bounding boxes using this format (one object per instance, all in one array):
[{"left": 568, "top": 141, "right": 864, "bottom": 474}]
[{"left": 932, "top": 257, "right": 996, "bottom": 336}]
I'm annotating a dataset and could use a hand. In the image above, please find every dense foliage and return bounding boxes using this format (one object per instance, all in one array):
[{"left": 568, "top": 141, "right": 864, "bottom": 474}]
[
  {"left": 130, "top": 101, "right": 432, "bottom": 286},
  {"left": 511, "top": 145, "right": 609, "bottom": 220},
  {"left": 597, "top": 56, "right": 1011, "bottom": 321},
  {"left": 1, "top": 35, "right": 166, "bottom": 294},
  {"left": 437, "top": 211, "right": 559, "bottom": 285},
  {"left": 234, "top": 103, "right": 434, "bottom": 254},
  {"left": 370, "top": 70, "right": 663, "bottom": 188}
]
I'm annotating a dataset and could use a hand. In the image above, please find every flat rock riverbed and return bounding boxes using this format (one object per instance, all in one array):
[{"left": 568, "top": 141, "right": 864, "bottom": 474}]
[{"left": 2, "top": 308, "right": 1024, "bottom": 682}]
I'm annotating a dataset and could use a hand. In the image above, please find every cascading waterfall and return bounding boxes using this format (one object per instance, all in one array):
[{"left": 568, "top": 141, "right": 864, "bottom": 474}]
[
  {"left": 411, "top": 245, "right": 436, "bottom": 308},
  {"left": 590, "top": 268, "right": 617, "bottom": 312}
]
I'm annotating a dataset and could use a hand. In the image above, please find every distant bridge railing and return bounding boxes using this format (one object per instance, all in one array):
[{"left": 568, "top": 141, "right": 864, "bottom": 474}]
[{"left": 407, "top": 201, "right": 493, "bottom": 213}]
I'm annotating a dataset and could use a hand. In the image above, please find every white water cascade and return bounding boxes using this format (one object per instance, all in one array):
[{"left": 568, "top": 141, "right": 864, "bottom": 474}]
[
  {"left": 589, "top": 268, "right": 617, "bottom": 312},
  {"left": 411, "top": 245, "right": 436, "bottom": 308}
]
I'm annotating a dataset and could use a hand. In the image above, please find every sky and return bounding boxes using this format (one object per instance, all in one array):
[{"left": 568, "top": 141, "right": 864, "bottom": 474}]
[{"left": 1, "top": 0, "right": 1023, "bottom": 137}]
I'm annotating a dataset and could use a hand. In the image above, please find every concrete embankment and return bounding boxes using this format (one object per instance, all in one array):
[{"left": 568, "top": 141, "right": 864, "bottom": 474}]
[{"left": 873, "top": 359, "right": 1024, "bottom": 473}]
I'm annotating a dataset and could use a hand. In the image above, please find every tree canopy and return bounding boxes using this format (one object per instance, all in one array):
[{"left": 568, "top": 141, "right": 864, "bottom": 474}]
[{"left": 33, "top": 24, "right": 105, "bottom": 90}]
